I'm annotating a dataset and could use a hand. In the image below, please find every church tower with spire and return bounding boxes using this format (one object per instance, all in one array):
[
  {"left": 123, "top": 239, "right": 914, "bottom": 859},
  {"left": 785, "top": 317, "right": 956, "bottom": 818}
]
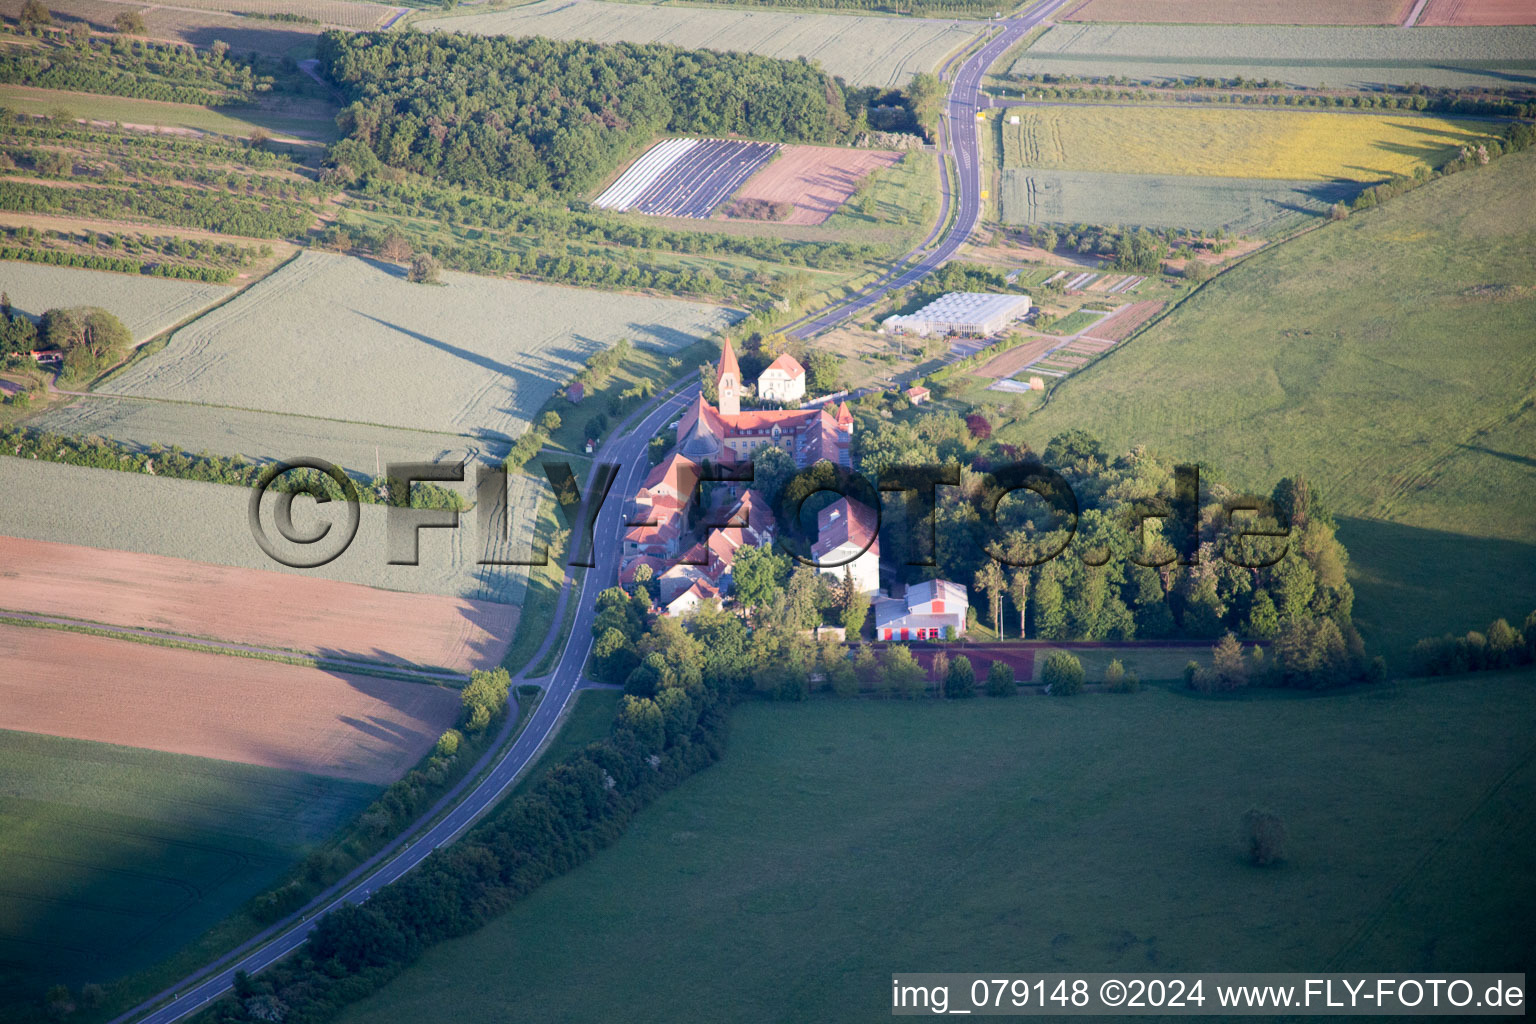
[{"left": 716, "top": 337, "right": 741, "bottom": 417}]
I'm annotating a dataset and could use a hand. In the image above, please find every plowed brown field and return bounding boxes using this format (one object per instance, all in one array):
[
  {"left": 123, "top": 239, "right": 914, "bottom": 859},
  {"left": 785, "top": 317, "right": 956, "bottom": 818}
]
[
  {"left": 0, "top": 536, "right": 515, "bottom": 672},
  {"left": 975, "top": 335, "right": 1056, "bottom": 378},
  {"left": 0, "top": 624, "right": 460, "bottom": 782},
  {"left": 1419, "top": 0, "right": 1536, "bottom": 24},
  {"left": 727, "top": 145, "right": 901, "bottom": 225},
  {"left": 1080, "top": 301, "right": 1165, "bottom": 343}
]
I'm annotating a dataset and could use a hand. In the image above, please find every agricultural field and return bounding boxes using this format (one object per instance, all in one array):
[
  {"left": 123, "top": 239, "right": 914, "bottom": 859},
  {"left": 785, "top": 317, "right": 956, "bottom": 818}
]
[
  {"left": 1419, "top": 0, "right": 1536, "bottom": 24},
  {"left": 1000, "top": 168, "right": 1360, "bottom": 234},
  {"left": 727, "top": 145, "right": 902, "bottom": 226},
  {"left": 1000, "top": 106, "right": 1496, "bottom": 181},
  {"left": 143, "top": 0, "right": 401, "bottom": 30},
  {"left": 0, "top": 260, "right": 230, "bottom": 342},
  {"left": 1023, "top": 150, "right": 1536, "bottom": 658},
  {"left": 1061, "top": 0, "right": 1414, "bottom": 24},
  {"left": 26, "top": 394, "right": 483, "bottom": 474},
  {"left": 0, "top": 0, "right": 327, "bottom": 58},
  {"left": 593, "top": 138, "right": 780, "bottom": 218},
  {"left": 1010, "top": 23, "right": 1536, "bottom": 89},
  {"left": 105, "top": 251, "right": 736, "bottom": 439},
  {"left": 0, "top": 623, "right": 461, "bottom": 781},
  {"left": 338, "top": 676, "right": 1536, "bottom": 1023},
  {"left": 0, "top": 729, "right": 377, "bottom": 1016},
  {"left": 1079, "top": 299, "right": 1164, "bottom": 342},
  {"left": 0, "top": 537, "right": 515, "bottom": 673},
  {"left": 0, "top": 458, "right": 546, "bottom": 606},
  {"left": 416, "top": 0, "right": 981, "bottom": 88}
]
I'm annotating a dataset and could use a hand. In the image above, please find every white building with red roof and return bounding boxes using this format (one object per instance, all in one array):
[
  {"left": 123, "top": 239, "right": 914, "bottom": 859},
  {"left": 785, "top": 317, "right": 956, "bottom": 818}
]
[
  {"left": 874, "top": 579, "right": 968, "bottom": 641},
  {"left": 757, "top": 352, "right": 806, "bottom": 404},
  {"left": 811, "top": 496, "right": 880, "bottom": 595}
]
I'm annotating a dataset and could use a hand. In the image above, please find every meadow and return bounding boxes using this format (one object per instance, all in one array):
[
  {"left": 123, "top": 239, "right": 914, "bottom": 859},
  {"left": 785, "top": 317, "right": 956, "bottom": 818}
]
[
  {"left": 416, "top": 0, "right": 980, "bottom": 87},
  {"left": 1000, "top": 168, "right": 1358, "bottom": 234},
  {"left": 1010, "top": 23, "right": 1536, "bottom": 89},
  {"left": 1021, "top": 150, "right": 1536, "bottom": 657},
  {"left": 106, "top": 251, "right": 735, "bottom": 440},
  {"left": 1061, "top": 0, "right": 1413, "bottom": 24},
  {"left": 338, "top": 675, "right": 1536, "bottom": 1023},
  {"left": 0, "top": 729, "right": 377, "bottom": 1017},
  {"left": 0, "top": 458, "right": 542, "bottom": 606},
  {"left": 1000, "top": 106, "right": 1496, "bottom": 181},
  {"left": 0, "top": 259, "right": 230, "bottom": 342}
]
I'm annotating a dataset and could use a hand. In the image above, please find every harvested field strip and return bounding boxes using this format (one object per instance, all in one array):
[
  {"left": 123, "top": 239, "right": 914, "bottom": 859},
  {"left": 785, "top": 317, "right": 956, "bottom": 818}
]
[
  {"left": 141, "top": 0, "right": 399, "bottom": 29},
  {"left": 1, "top": 259, "right": 230, "bottom": 342},
  {"left": 0, "top": 623, "right": 461, "bottom": 783},
  {"left": 1011, "top": 23, "right": 1536, "bottom": 89},
  {"left": 418, "top": 0, "right": 981, "bottom": 88},
  {"left": 0, "top": 0, "right": 327, "bottom": 58},
  {"left": 1084, "top": 299, "right": 1165, "bottom": 342},
  {"left": 728, "top": 144, "right": 901, "bottom": 226},
  {"left": 0, "top": 537, "right": 515, "bottom": 674},
  {"left": 1061, "top": 0, "right": 1413, "bottom": 24},
  {"left": 1420, "top": 0, "right": 1536, "bottom": 24},
  {"left": 973, "top": 335, "right": 1056, "bottom": 378}
]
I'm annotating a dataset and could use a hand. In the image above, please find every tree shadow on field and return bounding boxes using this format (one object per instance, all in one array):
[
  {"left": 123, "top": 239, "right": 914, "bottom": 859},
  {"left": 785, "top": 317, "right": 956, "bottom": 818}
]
[
  {"left": 1456, "top": 444, "right": 1536, "bottom": 469},
  {"left": 354, "top": 312, "right": 524, "bottom": 380},
  {"left": 1335, "top": 517, "right": 1536, "bottom": 668}
]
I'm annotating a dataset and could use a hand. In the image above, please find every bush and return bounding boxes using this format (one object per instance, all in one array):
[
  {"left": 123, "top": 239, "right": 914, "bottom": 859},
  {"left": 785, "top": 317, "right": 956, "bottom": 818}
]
[
  {"left": 1041, "top": 651, "right": 1084, "bottom": 695},
  {"left": 1242, "top": 808, "right": 1286, "bottom": 867},
  {"left": 985, "top": 660, "right": 1015, "bottom": 696},
  {"left": 943, "top": 655, "right": 975, "bottom": 698},
  {"left": 408, "top": 252, "right": 441, "bottom": 284},
  {"left": 1104, "top": 658, "right": 1139, "bottom": 693}
]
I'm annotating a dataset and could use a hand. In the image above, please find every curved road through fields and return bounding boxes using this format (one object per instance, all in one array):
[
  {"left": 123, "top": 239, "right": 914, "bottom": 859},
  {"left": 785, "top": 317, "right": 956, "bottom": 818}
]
[
  {"left": 115, "top": 6, "right": 1069, "bottom": 1018},
  {"left": 789, "top": 0, "right": 1071, "bottom": 339},
  {"left": 113, "top": 386, "right": 698, "bottom": 1024}
]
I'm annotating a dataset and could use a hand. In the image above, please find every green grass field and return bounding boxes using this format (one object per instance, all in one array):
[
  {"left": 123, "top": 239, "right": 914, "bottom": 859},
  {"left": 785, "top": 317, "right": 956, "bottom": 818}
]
[
  {"left": 0, "top": 730, "right": 376, "bottom": 1016},
  {"left": 337, "top": 675, "right": 1536, "bottom": 1023},
  {"left": 1000, "top": 168, "right": 1359, "bottom": 235},
  {"left": 1014, "top": 150, "right": 1536, "bottom": 658},
  {"left": 1010, "top": 23, "right": 1536, "bottom": 90}
]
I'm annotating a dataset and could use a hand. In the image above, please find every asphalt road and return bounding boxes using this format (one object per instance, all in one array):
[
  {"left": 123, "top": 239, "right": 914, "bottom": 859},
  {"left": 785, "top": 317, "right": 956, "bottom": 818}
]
[
  {"left": 633, "top": 139, "right": 780, "bottom": 218},
  {"left": 788, "top": 0, "right": 1073, "bottom": 339},
  {"left": 114, "top": 385, "right": 699, "bottom": 1024}
]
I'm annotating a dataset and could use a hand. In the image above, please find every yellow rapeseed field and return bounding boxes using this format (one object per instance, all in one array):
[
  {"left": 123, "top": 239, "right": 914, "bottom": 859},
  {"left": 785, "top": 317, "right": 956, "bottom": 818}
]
[{"left": 1001, "top": 106, "right": 1498, "bottom": 180}]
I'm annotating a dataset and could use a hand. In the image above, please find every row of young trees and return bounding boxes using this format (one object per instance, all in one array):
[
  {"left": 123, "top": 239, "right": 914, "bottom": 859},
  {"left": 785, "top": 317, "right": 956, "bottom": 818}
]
[
  {"left": 0, "top": 179, "right": 315, "bottom": 238},
  {"left": 0, "top": 424, "right": 469, "bottom": 509},
  {"left": 0, "top": 27, "right": 266, "bottom": 104},
  {"left": 1011, "top": 72, "right": 1536, "bottom": 119},
  {"left": 3, "top": 109, "right": 302, "bottom": 172},
  {"left": 0, "top": 242, "right": 238, "bottom": 280},
  {"left": 349, "top": 174, "right": 888, "bottom": 269},
  {"left": 318, "top": 32, "right": 852, "bottom": 196}
]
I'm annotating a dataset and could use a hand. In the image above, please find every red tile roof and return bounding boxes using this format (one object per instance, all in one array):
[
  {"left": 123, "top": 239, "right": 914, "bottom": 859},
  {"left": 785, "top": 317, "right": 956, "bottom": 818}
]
[
  {"left": 763, "top": 353, "right": 805, "bottom": 379},
  {"left": 812, "top": 497, "right": 878, "bottom": 559}
]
